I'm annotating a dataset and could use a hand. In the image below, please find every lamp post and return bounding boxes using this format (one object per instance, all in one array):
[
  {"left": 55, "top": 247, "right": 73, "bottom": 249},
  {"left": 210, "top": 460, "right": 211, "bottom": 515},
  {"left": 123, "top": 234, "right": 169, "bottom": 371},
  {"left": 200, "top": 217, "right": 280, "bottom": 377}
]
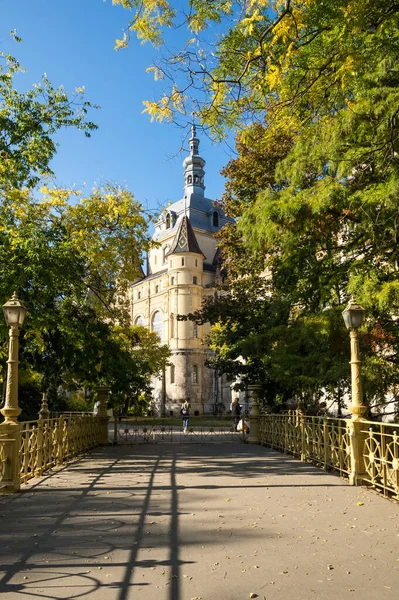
[
  {"left": 0, "top": 293, "right": 27, "bottom": 493},
  {"left": 342, "top": 299, "right": 367, "bottom": 486},
  {"left": 1, "top": 293, "right": 27, "bottom": 424},
  {"left": 342, "top": 300, "right": 367, "bottom": 420}
]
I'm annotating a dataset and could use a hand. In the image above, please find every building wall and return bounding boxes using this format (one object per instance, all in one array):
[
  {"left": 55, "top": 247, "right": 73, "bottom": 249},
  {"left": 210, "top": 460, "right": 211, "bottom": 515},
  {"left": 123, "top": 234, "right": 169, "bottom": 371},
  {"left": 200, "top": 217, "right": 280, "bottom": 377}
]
[{"left": 130, "top": 244, "right": 220, "bottom": 415}]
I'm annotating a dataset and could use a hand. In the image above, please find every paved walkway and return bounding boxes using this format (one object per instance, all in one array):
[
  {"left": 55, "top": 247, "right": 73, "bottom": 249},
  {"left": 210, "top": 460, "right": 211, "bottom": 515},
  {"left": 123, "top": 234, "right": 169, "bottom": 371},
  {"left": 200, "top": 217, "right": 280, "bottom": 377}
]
[{"left": 0, "top": 442, "right": 398, "bottom": 600}]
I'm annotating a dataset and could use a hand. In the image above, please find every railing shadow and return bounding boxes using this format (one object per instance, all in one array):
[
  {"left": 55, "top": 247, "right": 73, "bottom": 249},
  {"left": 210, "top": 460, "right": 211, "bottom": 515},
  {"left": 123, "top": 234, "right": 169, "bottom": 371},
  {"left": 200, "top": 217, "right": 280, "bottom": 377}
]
[{"left": 0, "top": 442, "right": 349, "bottom": 599}]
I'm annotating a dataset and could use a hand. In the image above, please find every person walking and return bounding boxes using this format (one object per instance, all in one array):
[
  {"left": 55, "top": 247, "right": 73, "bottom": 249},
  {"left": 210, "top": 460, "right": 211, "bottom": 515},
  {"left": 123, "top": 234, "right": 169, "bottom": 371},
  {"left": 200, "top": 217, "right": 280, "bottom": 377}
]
[
  {"left": 180, "top": 398, "right": 190, "bottom": 433},
  {"left": 232, "top": 398, "right": 241, "bottom": 428}
]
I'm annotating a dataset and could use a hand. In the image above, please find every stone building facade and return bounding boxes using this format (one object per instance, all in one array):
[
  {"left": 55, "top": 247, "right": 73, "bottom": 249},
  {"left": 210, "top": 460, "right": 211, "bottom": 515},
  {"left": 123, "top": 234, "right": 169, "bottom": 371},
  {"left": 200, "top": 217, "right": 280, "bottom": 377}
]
[{"left": 129, "top": 126, "right": 233, "bottom": 415}]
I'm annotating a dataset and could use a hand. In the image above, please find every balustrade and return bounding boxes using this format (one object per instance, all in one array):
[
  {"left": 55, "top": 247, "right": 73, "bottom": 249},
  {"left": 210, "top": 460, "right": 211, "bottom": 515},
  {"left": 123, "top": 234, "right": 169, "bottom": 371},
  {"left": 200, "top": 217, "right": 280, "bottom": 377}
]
[
  {"left": 0, "top": 414, "right": 103, "bottom": 491},
  {"left": 259, "top": 413, "right": 398, "bottom": 500}
]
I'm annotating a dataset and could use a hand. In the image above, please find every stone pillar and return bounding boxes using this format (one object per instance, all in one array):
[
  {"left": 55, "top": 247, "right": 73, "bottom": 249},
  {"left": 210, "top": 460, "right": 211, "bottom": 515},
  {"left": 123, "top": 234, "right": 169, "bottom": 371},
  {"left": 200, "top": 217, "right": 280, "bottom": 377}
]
[
  {"left": 95, "top": 386, "right": 111, "bottom": 445},
  {"left": 0, "top": 324, "right": 22, "bottom": 494},
  {"left": 248, "top": 384, "right": 262, "bottom": 444}
]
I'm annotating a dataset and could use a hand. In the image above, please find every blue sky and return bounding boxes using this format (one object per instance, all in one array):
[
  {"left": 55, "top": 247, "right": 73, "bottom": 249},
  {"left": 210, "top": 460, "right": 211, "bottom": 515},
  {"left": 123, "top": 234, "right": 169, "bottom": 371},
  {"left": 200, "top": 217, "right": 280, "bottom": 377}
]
[{"left": 1, "top": 0, "right": 235, "bottom": 214}]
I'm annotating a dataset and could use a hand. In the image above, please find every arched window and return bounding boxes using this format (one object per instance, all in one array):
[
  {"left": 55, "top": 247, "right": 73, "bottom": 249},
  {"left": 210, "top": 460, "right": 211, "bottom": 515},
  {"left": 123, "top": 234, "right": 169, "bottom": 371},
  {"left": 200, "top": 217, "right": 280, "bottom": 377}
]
[
  {"left": 170, "top": 315, "right": 174, "bottom": 338},
  {"left": 187, "top": 175, "right": 192, "bottom": 184},
  {"left": 171, "top": 276, "right": 175, "bottom": 285},
  {"left": 193, "top": 364, "right": 198, "bottom": 383},
  {"left": 193, "top": 323, "right": 198, "bottom": 338},
  {"left": 151, "top": 311, "right": 163, "bottom": 339},
  {"left": 170, "top": 364, "right": 175, "bottom": 384},
  {"left": 155, "top": 285, "right": 159, "bottom": 293},
  {"left": 194, "top": 175, "right": 199, "bottom": 183},
  {"left": 135, "top": 315, "right": 144, "bottom": 326},
  {"left": 195, "top": 259, "right": 198, "bottom": 267},
  {"left": 193, "top": 276, "right": 198, "bottom": 285},
  {"left": 166, "top": 213, "right": 171, "bottom": 228},
  {"left": 137, "top": 291, "right": 141, "bottom": 299},
  {"left": 212, "top": 211, "right": 219, "bottom": 227},
  {"left": 181, "top": 258, "right": 185, "bottom": 266}
]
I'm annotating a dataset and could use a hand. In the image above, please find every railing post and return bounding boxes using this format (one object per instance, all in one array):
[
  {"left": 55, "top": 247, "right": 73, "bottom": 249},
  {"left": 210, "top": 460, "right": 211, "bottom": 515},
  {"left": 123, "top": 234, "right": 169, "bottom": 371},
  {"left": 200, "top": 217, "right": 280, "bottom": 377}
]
[
  {"left": 0, "top": 426, "right": 21, "bottom": 494},
  {"left": 348, "top": 418, "right": 367, "bottom": 486},
  {"left": 248, "top": 384, "right": 262, "bottom": 444},
  {"left": 323, "top": 418, "right": 329, "bottom": 470},
  {"left": 39, "top": 392, "right": 50, "bottom": 421},
  {"left": 284, "top": 414, "right": 289, "bottom": 453},
  {"left": 35, "top": 421, "right": 44, "bottom": 477},
  {"left": 57, "top": 416, "right": 64, "bottom": 466},
  {"left": 36, "top": 392, "right": 49, "bottom": 478},
  {"left": 297, "top": 401, "right": 307, "bottom": 462}
]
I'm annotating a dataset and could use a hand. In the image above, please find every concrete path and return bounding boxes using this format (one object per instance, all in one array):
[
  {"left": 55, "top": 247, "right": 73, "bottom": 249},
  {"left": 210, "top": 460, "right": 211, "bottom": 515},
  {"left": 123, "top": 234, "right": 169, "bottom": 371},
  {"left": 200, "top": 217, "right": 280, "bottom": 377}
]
[{"left": 0, "top": 442, "right": 398, "bottom": 600}]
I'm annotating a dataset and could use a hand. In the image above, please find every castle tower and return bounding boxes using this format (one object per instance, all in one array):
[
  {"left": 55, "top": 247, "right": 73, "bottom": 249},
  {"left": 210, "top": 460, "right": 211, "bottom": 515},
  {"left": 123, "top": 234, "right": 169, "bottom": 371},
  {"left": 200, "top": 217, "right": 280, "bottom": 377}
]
[{"left": 129, "top": 127, "right": 233, "bottom": 415}]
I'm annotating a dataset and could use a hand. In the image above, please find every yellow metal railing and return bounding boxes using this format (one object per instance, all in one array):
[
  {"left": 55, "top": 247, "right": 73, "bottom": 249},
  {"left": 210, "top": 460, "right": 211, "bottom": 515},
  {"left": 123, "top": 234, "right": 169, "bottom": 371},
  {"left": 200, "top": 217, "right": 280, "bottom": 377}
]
[
  {"left": 19, "top": 415, "right": 103, "bottom": 485},
  {"left": 259, "top": 413, "right": 398, "bottom": 500},
  {"left": 360, "top": 421, "right": 399, "bottom": 499}
]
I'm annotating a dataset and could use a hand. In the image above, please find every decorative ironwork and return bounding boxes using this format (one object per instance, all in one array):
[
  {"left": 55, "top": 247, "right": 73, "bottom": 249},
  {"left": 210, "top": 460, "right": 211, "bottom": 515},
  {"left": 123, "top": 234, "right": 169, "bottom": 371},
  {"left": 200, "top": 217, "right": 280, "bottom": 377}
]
[
  {"left": 259, "top": 414, "right": 351, "bottom": 476},
  {"left": 361, "top": 422, "right": 399, "bottom": 499},
  {"left": 18, "top": 415, "right": 103, "bottom": 485},
  {"left": 116, "top": 422, "right": 244, "bottom": 443}
]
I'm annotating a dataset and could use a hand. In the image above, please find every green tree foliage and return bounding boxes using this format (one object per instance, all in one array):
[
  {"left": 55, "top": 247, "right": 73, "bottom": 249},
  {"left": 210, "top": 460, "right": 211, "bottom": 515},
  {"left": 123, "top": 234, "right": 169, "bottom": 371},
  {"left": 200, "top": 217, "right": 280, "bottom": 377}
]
[
  {"left": 127, "top": 1, "right": 399, "bottom": 413},
  {"left": 0, "top": 37, "right": 97, "bottom": 189},
  {"left": 0, "top": 182, "right": 162, "bottom": 411},
  {"left": 0, "top": 44, "right": 167, "bottom": 415}
]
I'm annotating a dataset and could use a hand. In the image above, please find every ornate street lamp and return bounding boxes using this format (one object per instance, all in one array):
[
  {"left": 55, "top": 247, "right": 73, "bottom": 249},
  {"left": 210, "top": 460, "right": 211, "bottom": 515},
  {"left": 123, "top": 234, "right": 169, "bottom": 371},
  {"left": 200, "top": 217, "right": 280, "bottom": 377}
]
[
  {"left": 1, "top": 293, "right": 27, "bottom": 424},
  {"left": 342, "top": 300, "right": 367, "bottom": 420}
]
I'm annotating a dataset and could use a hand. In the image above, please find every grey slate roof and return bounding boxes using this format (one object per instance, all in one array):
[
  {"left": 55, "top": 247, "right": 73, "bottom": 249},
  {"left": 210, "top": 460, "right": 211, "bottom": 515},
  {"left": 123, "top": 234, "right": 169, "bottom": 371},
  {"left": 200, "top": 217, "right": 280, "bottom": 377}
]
[{"left": 167, "top": 216, "right": 205, "bottom": 257}]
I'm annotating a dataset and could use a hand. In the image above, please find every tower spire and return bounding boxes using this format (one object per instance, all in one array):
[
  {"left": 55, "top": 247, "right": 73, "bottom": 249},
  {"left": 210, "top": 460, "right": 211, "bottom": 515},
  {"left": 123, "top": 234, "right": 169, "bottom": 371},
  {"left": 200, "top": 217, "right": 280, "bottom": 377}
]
[{"left": 183, "top": 122, "right": 205, "bottom": 196}]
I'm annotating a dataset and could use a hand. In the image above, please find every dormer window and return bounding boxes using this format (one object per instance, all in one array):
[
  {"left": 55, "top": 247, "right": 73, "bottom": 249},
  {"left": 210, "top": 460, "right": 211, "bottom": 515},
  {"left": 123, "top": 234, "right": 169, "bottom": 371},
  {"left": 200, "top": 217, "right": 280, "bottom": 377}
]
[
  {"left": 212, "top": 211, "right": 219, "bottom": 227},
  {"left": 166, "top": 213, "right": 171, "bottom": 228}
]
